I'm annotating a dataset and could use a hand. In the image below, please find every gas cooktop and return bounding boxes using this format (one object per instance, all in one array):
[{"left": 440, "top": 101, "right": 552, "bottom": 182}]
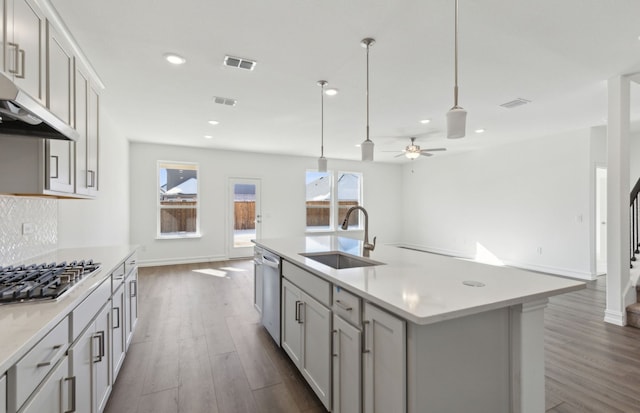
[{"left": 0, "top": 260, "right": 101, "bottom": 305}]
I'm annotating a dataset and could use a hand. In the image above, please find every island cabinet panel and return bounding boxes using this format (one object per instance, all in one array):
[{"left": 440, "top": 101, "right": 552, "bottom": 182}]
[
  {"left": 281, "top": 278, "right": 332, "bottom": 410},
  {"left": 406, "top": 307, "right": 511, "bottom": 413},
  {"left": 281, "top": 279, "right": 303, "bottom": 366},
  {"left": 363, "top": 302, "right": 406, "bottom": 413},
  {"left": 332, "top": 314, "right": 362, "bottom": 413}
]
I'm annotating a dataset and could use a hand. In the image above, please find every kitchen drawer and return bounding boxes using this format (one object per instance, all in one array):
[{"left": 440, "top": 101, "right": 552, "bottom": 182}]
[
  {"left": 1, "top": 374, "right": 6, "bottom": 413},
  {"left": 333, "top": 285, "right": 361, "bottom": 327},
  {"left": 9, "top": 316, "right": 69, "bottom": 411},
  {"left": 111, "top": 262, "right": 126, "bottom": 288},
  {"left": 72, "top": 276, "right": 111, "bottom": 341},
  {"left": 124, "top": 253, "right": 137, "bottom": 277},
  {"left": 282, "top": 260, "right": 331, "bottom": 307}
]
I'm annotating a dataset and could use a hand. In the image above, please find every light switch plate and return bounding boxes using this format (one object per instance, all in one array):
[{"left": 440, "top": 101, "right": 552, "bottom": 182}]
[{"left": 22, "top": 222, "right": 35, "bottom": 235}]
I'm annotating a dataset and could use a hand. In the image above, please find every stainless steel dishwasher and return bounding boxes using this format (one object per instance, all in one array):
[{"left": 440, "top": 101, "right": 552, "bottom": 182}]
[{"left": 261, "top": 249, "right": 281, "bottom": 345}]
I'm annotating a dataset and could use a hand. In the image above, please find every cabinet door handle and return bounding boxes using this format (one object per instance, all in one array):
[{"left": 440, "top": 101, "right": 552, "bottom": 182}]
[
  {"left": 294, "top": 300, "right": 300, "bottom": 322},
  {"left": 88, "top": 170, "right": 96, "bottom": 188},
  {"left": 50, "top": 155, "right": 59, "bottom": 179},
  {"left": 335, "top": 299, "right": 353, "bottom": 311},
  {"left": 297, "top": 301, "right": 304, "bottom": 324},
  {"left": 16, "top": 48, "right": 25, "bottom": 79},
  {"left": 363, "top": 320, "right": 371, "bottom": 354},
  {"left": 36, "top": 344, "right": 62, "bottom": 367},
  {"left": 113, "top": 307, "right": 120, "bottom": 329},
  {"left": 332, "top": 329, "right": 338, "bottom": 357},
  {"left": 7, "top": 42, "right": 19, "bottom": 74},
  {"left": 64, "top": 376, "right": 77, "bottom": 413},
  {"left": 93, "top": 331, "right": 105, "bottom": 363},
  {"left": 130, "top": 279, "right": 138, "bottom": 297}
]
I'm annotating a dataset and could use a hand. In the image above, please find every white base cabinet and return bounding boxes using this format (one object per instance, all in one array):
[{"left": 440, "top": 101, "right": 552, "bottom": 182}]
[
  {"left": 332, "top": 314, "right": 361, "bottom": 413},
  {"left": 363, "top": 302, "right": 406, "bottom": 413},
  {"left": 1, "top": 374, "right": 6, "bottom": 413},
  {"left": 281, "top": 278, "right": 331, "bottom": 410},
  {"left": 18, "top": 356, "right": 71, "bottom": 413},
  {"left": 111, "top": 283, "right": 126, "bottom": 382},
  {"left": 69, "top": 302, "right": 111, "bottom": 413}
]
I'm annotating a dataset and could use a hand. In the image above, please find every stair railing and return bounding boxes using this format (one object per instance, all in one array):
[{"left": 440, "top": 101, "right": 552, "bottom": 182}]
[{"left": 631, "top": 177, "right": 640, "bottom": 268}]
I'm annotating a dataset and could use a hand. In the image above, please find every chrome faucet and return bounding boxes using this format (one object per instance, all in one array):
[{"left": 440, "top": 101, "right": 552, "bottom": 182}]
[{"left": 341, "top": 206, "right": 376, "bottom": 257}]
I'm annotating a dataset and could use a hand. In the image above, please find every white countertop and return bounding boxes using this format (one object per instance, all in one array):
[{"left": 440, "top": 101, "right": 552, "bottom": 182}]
[
  {"left": 255, "top": 236, "right": 585, "bottom": 325},
  {"left": 0, "top": 245, "right": 137, "bottom": 374}
]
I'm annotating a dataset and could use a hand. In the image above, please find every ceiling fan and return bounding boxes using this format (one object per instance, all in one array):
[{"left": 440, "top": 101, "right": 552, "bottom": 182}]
[{"left": 384, "top": 137, "right": 447, "bottom": 159}]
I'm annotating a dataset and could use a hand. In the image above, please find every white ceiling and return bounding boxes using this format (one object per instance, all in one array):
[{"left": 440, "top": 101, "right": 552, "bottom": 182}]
[{"left": 51, "top": 0, "right": 640, "bottom": 163}]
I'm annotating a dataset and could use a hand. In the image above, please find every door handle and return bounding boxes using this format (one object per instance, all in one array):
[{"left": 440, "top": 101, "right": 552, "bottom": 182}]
[
  {"left": 7, "top": 42, "right": 19, "bottom": 74},
  {"left": 88, "top": 170, "right": 96, "bottom": 188},
  {"left": 50, "top": 155, "right": 59, "bottom": 179},
  {"left": 17, "top": 48, "right": 25, "bottom": 79},
  {"left": 93, "top": 331, "right": 105, "bottom": 363},
  {"left": 64, "top": 376, "right": 77, "bottom": 413},
  {"left": 363, "top": 320, "right": 371, "bottom": 354},
  {"left": 112, "top": 307, "right": 120, "bottom": 329},
  {"left": 294, "top": 300, "right": 300, "bottom": 322}
]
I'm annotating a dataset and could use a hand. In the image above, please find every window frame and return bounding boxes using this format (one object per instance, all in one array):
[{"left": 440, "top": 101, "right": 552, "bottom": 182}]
[
  {"left": 305, "top": 169, "right": 363, "bottom": 233},
  {"left": 157, "top": 161, "right": 201, "bottom": 239}
]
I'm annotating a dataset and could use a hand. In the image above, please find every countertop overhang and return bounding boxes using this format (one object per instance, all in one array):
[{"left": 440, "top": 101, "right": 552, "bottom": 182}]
[{"left": 255, "top": 236, "right": 586, "bottom": 325}]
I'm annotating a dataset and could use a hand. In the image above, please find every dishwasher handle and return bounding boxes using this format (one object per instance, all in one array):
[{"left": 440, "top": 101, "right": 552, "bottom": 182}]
[{"left": 262, "top": 254, "right": 280, "bottom": 269}]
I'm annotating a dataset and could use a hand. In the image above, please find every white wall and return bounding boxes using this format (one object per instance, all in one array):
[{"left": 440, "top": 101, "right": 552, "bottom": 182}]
[
  {"left": 58, "top": 110, "right": 130, "bottom": 248},
  {"left": 401, "top": 128, "right": 594, "bottom": 279},
  {"left": 130, "top": 142, "right": 403, "bottom": 265}
]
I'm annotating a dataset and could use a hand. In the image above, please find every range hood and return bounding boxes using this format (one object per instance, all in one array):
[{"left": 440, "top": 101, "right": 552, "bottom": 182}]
[{"left": 0, "top": 73, "right": 78, "bottom": 141}]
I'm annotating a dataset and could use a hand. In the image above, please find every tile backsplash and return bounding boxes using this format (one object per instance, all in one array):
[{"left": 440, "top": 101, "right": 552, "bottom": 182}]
[{"left": 0, "top": 195, "right": 57, "bottom": 265}]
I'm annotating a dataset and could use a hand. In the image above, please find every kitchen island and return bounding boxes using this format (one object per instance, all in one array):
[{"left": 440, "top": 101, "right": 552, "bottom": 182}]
[{"left": 255, "top": 236, "right": 585, "bottom": 413}]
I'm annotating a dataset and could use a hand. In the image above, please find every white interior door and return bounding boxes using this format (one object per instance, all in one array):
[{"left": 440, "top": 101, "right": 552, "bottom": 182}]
[
  {"left": 229, "top": 178, "right": 261, "bottom": 258},
  {"left": 596, "top": 167, "right": 608, "bottom": 274}
]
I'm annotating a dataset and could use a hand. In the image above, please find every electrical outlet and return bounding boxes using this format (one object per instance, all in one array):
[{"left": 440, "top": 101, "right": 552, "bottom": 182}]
[
  {"left": 537, "top": 247, "right": 543, "bottom": 255},
  {"left": 22, "top": 223, "right": 35, "bottom": 235}
]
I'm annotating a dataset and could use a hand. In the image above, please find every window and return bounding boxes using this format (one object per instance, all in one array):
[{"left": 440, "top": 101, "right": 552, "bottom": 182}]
[
  {"left": 158, "top": 161, "right": 199, "bottom": 237},
  {"left": 306, "top": 170, "right": 362, "bottom": 231}
]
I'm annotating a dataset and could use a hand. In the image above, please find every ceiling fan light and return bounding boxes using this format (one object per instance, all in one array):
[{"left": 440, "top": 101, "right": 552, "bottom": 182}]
[
  {"left": 361, "top": 139, "right": 374, "bottom": 161},
  {"left": 446, "top": 107, "right": 467, "bottom": 139},
  {"left": 318, "top": 156, "right": 328, "bottom": 172},
  {"left": 405, "top": 151, "right": 420, "bottom": 159}
]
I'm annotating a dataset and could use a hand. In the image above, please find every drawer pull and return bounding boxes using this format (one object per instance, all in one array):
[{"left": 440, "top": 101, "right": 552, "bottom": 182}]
[
  {"left": 36, "top": 344, "right": 62, "bottom": 367},
  {"left": 130, "top": 279, "right": 138, "bottom": 297},
  {"left": 297, "top": 301, "right": 304, "bottom": 324},
  {"left": 335, "top": 299, "right": 353, "bottom": 311},
  {"left": 64, "top": 376, "right": 77, "bottom": 413}
]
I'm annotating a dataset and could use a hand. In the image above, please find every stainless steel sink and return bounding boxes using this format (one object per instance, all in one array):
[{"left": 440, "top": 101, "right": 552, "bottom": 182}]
[{"left": 300, "top": 251, "right": 383, "bottom": 269}]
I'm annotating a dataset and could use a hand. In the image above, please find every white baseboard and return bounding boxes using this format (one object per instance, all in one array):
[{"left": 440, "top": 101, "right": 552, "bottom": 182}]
[
  {"left": 604, "top": 309, "right": 626, "bottom": 326},
  {"left": 138, "top": 254, "right": 228, "bottom": 267}
]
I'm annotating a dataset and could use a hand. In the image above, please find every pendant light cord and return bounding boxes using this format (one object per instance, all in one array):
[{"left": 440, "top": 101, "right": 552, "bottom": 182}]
[
  {"left": 366, "top": 41, "right": 371, "bottom": 142},
  {"left": 453, "top": 0, "right": 459, "bottom": 108},
  {"left": 320, "top": 82, "right": 324, "bottom": 157}
]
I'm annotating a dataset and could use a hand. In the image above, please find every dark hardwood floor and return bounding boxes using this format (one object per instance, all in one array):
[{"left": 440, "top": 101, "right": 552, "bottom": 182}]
[{"left": 105, "top": 261, "right": 640, "bottom": 413}]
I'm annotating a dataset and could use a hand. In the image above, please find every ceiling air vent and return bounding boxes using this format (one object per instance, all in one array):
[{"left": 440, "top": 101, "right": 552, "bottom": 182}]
[
  {"left": 213, "top": 96, "right": 237, "bottom": 107},
  {"left": 223, "top": 55, "right": 257, "bottom": 71},
  {"left": 500, "top": 98, "right": 531, "bottom": 109}
]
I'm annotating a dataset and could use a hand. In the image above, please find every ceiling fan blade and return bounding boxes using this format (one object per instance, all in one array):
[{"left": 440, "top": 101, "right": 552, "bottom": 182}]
[
  {"left": 381, "top": 150, "right": 403, "bottom": 153},
  {"left": 394, "top": 153, "right": 406, "bottom": 158},
  {"left": 420, "top": 148, "right": 447, "bottom": 152},
  {"left": 419, "top": 152, "right": 434, "bottom": 157}
]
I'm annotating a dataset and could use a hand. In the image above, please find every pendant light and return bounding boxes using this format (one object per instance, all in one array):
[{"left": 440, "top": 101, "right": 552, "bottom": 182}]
[
  {"left": 446, "top": 0, "right": 467, "bottom": 139},
  {"left": 317, "top": 80, "right": 328, "bottom": 172},
  {"left": 361, "top": 37, "right": 375, "bottom": 161}
]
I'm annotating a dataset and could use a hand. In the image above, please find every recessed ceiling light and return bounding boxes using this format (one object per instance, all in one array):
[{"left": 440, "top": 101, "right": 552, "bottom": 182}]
[
  {"left": 208, "top": 120, "right": 220, "bottom": 125},
  {"left": 475, "top": 128, "right": 485, "bottom": 134},
  {"left": 420, "top": 119, "right": 431, "bottom": 124},
  {"left": 204, "top": 135, "right": 213, "bottom": 139},
  {"left": 325, "top": 88, "right": 339, "bottom": 96},
  {"left": 163, "top": 53, "right": 186, "bottom": 65}
]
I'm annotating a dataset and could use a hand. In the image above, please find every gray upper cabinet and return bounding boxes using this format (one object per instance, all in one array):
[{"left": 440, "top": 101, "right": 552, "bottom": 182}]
[
  {"left": 0, "top": 2, "right": 102, "bottom": 198},
  {"left": 4, "top": 0, "right": 44, "bottom": 102}
]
